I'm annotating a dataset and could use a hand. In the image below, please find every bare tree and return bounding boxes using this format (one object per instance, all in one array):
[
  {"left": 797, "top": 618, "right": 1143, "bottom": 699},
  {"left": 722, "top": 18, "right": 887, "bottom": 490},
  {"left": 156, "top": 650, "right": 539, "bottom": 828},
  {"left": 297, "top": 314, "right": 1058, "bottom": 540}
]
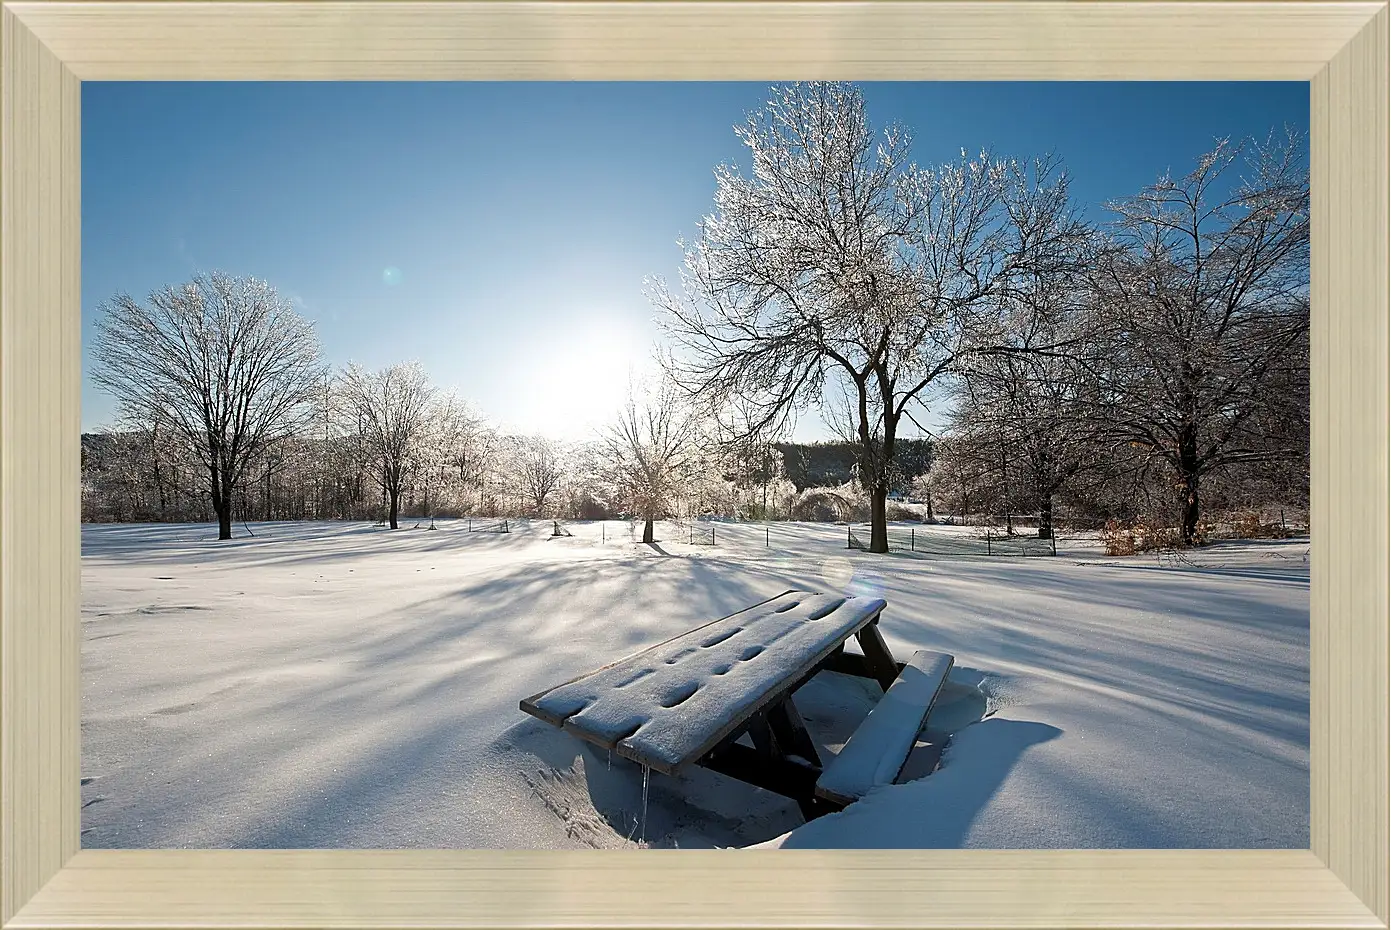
[
  {"left": 510, "top": 435, "right": 567, "bottom": 516},
  {"left": 600, "top": 377, "right": 708, "bottom": 544},
  {"left": 653, "top": 83, "right": 1082, "bottom": 552},
  {"left": 1086, "top": 133, "right": 1310, "bottom": 545},
  {"left": 339, "top": 362, "right": 436, "bottom": 529},
  {"left": 947, "top": 350, "right": 1102, "bottom": 538},
  {"left": 950, "top": 183, "right": 1104, "bottom": 538},
  {"left": 723, "top": 438, "right": 785, "bottom": 519},
  {"left": 424, "top": 395, "right": 492, "bottom": 514},
  {"left": 90, "top": 272, "right": 325, "bottom": 540}
]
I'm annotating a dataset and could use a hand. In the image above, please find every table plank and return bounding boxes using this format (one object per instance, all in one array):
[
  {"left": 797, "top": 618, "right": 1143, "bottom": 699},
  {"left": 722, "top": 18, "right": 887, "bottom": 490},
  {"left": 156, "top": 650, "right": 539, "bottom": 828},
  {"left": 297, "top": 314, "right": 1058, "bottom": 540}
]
[{"left": 521, "top": 590, "right": 886, "bottom": 774}]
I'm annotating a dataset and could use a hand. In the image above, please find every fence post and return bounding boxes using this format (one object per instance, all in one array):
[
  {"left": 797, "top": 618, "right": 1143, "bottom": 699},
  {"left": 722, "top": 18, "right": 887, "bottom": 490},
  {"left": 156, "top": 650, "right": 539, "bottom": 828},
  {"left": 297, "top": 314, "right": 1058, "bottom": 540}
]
[
  {"left": 766, "top": 526, "right": 770, "bottom": 547},
  {"left": 602, "top": 522, "right": 605, "bottom": 543},
  {"left": 468, "top": 517, "right": 471, "bottom": 532},
  {"left": 848, "top": 524, "right": 852, "bottom": 548},
  {"left": 911, "top": 527, "right": 915, "bottom": 552},
  {"left": 986, "top": 530, "right": 992, "bottom": 556},
  {"left": 1051, "top": 532, "right": 1057, "bottom": 557}
]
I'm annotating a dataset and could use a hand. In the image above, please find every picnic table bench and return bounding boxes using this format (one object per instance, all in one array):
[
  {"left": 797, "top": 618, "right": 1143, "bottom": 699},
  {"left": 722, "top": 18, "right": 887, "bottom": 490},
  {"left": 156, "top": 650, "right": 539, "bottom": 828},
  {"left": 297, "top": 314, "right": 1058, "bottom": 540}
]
[{"left": 520, "top": 589, "right": 954, "bottom": 819}]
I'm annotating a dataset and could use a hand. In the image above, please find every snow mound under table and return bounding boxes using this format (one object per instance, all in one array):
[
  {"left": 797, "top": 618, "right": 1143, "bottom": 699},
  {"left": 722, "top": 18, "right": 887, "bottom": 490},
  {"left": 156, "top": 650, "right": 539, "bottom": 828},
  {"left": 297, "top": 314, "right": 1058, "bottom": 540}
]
[{"left": 521, "top": 590, "right": 887, "bottom": 774}]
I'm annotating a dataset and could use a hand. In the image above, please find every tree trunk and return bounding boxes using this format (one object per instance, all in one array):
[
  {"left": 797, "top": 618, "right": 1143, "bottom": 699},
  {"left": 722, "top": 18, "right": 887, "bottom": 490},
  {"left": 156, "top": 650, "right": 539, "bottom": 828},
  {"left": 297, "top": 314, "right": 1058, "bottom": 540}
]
[
  {"left": 868, "top": 487, "right": 889, "bottom": 554},
  {"left": 1180, "top": 474, "right": 1201, "bottom": 546},
  {"left": 211, "top": 486, "right": 233, "bottom": 541},
  {"left": 643, "top": 516, "right": 655, "bottom": 544},
  {"left": 1038, "top": 493, "right": 1053, "bottom": 540},
  {"left": 1178, "top": 429, "right": 1202, "bottom": 546},
  {"left": 924, "top": 493, "right": 934, "bottom": 523},
  {"left": 154, "top": 459, "right": 167, "bottom": 518},
  {"left": 210, "top": 462, "right": 233, "bottom": 540},
  {"left": 389, "top": 489, "right": 400, "bottom": 530}
]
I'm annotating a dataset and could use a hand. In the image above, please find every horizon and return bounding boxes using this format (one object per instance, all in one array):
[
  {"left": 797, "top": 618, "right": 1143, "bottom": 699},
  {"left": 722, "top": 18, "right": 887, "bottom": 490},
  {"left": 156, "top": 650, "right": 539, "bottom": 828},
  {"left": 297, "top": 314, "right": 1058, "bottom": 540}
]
[{"left": 81, "top": 81, "right": 1309, "bottom": 441}]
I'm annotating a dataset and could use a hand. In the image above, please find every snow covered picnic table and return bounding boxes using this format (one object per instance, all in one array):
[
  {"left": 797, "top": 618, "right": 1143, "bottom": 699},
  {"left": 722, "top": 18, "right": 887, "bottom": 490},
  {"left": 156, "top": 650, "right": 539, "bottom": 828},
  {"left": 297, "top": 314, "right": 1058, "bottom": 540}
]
[{"left": 521, "top": 590, "right": 954, "bottom": 818}]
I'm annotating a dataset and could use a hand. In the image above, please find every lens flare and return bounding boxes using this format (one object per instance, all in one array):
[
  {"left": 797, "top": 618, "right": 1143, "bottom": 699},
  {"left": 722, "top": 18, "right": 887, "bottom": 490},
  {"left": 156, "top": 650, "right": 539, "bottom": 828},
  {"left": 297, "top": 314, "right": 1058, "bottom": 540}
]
[
  {"left": 819, "top": 556, "right": 854, "bottom": 592},
  {"left": 846, "top": 567, "right": 886, "bottom": 599},
  {"left": 382, "top": 267, "right": 403, "bottom": 286}
]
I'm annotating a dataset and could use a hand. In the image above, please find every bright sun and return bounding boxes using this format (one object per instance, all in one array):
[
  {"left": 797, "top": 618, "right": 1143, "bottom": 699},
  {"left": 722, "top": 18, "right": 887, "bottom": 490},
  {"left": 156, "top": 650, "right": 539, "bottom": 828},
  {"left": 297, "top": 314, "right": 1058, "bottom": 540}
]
[{"left": 522, "top": 320, "right": 648, "bottom": 440}]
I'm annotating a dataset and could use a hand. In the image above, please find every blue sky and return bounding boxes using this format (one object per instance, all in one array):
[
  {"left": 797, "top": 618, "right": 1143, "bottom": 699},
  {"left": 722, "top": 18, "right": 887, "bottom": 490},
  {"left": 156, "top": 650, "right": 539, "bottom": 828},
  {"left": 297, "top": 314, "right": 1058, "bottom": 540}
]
[{"left": 82, "top": 82, "right": 1308, "bottom": 440}]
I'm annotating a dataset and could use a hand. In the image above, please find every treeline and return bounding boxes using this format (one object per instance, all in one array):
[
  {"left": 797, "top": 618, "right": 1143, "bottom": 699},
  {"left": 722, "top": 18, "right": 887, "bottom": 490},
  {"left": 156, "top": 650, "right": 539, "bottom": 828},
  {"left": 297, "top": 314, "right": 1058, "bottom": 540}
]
[
  {"left": 83, "top": 398, "right": 1305, "bottom": 541},
  {"left": 81, "top": 410, "right": 942, "bottom": 527},
  {"left": 80, "top": 390, "right": 806, "bottom": 527}
]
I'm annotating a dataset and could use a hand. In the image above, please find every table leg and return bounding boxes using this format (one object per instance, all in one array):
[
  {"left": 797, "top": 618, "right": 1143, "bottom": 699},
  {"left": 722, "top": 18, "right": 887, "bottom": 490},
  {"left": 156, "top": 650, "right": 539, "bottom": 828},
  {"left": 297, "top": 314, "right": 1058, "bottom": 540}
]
[
  {"left": 700, "top": 741, "right": 832, "bottom": 820},
  {"left": 855, "top": 620, "right": 900, "bottom": 691},
  {"left": 766, "top": 696, "right": 821, "bottom": 767},
  {"left": 746, "top": 712, "right": 780, "bottom": 763}
]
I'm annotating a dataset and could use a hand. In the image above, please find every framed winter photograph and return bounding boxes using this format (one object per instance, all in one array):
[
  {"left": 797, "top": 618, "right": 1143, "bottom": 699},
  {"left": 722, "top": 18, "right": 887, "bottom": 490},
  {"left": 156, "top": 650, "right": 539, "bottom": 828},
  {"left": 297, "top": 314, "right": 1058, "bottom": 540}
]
[{"left": 1, "top": 1, "right": 1386, "bottom": 928}]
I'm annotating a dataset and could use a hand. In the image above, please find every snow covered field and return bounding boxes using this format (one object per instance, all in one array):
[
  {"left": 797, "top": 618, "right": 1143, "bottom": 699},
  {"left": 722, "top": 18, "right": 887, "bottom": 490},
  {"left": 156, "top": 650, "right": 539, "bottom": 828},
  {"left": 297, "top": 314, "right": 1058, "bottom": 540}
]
[{"left": 80, "top": 518, "right": 1309, "bottom": 849}]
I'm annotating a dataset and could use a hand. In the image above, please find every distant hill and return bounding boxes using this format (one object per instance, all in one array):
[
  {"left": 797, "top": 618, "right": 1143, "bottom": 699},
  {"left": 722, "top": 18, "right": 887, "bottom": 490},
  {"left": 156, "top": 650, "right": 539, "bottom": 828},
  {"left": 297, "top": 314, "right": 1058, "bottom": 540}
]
[{"left": 774, "top": 438, "right": 932, "bottom": 493}]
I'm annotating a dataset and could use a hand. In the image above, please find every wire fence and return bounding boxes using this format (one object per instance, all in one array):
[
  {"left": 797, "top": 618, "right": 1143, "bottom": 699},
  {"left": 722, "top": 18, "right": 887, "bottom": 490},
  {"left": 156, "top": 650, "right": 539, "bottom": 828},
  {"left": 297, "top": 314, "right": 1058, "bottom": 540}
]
[
  {"left": 459, "top": 510, "right": 1305, "bottom": 561},
  {"left": 687, "top": 524, "right": 716, "bottom": 546},
  {"left": 846, "top": 523, "right": 1058, "bottom": 557},
  {"left": 489, "top": 515, "right": 1081, "bottom": 559}
]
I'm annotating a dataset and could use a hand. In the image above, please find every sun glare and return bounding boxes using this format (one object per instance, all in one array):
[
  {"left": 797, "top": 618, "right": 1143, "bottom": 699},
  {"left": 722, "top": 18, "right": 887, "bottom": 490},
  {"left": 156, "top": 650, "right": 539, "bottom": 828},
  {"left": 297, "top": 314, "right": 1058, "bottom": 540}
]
[{"left": 522, "top": 318, "right": 648, "bottom": 440}]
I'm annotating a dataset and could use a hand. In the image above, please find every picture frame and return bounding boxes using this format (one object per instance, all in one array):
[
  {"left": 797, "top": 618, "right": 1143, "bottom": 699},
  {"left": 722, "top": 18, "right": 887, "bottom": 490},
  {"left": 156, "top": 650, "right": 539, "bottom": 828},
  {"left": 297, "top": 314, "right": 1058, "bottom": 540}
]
[{"left": 1, "top": 2, "right": 1385, "bottom": 926}]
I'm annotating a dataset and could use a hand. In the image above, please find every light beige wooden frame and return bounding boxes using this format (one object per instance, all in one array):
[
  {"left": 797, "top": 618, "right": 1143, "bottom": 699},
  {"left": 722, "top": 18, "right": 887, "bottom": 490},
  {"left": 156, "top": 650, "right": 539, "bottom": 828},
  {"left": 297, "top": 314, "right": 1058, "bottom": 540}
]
[{"left": 0, "top": 2, "right": 1386, "bottom": 927}]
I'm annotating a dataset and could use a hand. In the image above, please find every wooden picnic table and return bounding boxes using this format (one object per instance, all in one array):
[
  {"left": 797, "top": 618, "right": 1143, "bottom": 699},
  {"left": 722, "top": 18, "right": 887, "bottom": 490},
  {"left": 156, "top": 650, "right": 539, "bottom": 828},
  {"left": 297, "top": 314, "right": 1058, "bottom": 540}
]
[{"left": 520, "top": 589, "right": 913, "bottom": 818}]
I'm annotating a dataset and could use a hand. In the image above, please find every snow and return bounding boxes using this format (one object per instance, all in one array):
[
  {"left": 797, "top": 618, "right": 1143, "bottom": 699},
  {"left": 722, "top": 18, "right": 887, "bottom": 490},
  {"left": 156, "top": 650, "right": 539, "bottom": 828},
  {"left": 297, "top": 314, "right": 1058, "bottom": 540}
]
[
  {"left": 527, "top": 590, "right": 885, "bottom": 773},
  {"left": 81, "top": 518, "right": 1308, "bottom": 849},
  {"left": 815, "top": 650, "right": 953, "bottom": 807}
]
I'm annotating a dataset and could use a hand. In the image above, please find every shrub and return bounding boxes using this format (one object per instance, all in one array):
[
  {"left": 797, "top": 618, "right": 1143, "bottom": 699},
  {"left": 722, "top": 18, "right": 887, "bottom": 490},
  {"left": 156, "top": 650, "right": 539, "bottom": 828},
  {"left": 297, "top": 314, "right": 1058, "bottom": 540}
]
[
  {"left": 790, "top": 483, "right": 868, "bottom": 522},
  {"left": 885, "top": 502, "right": 920, "bottom": 522},
  {"left": 1101, "top": 518, "right": 1206, "bottom": 556},
  {"left": 1225, "top": 510, "right": 1297, "bottom": 540},
  {"left": 1101, "top": 519, "right": 1139, "bottom": 556}
]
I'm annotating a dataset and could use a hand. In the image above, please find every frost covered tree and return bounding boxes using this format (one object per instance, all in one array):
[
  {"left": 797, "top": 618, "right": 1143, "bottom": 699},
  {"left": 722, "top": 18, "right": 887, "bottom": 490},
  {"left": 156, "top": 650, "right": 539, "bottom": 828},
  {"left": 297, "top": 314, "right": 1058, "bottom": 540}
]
[
  {"left": 1086, "top": 133, "right": 1310, "bottom": 545},
  {"left": 408, "top": 395, "right": 462, "bottom": 523},
  {"left": 90, "top": 272, "right": 325, "bottom": 540},
  {"left": 950, "top": 166, "right": 1103, "bottom": 538},
  {"left": 601, "top": 377, "right": 709, "bottom": 544},
  {"left": 653, "top": 82, "right": 1083, "bottom": 553},
  {"left": 338, "top": 361, "right": 436, "bottom": 529},
  {"left": 426, "top": 396, "right": 493, "bottom": 514},
  {"left": 723, "top": 439, "right": 785, "bottom": 519},
  {"left": 509, "top": 435, "right": 567, "bottom": 516},
  {"left": 946, "top": 350, "right": 1100, "bottom": 538}
]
